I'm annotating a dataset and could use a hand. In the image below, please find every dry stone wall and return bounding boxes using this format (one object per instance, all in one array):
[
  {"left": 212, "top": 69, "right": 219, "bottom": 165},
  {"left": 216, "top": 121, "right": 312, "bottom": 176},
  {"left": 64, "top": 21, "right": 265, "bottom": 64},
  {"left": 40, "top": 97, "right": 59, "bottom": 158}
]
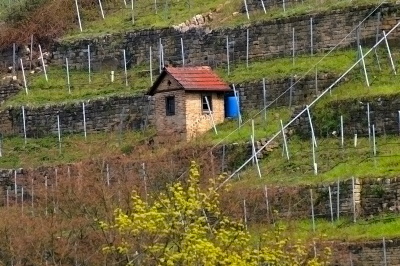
[
  {"left": 292, "top": 94, "right": 400, "bottom": 138},
  {"left": 51, "top": 4, "right": 400, "bottom": 71},
  {"left": 0, "top": 95, "right": 154, "bottom": 137},
  {"left": 242, "top": 0, "right": 302, "bottom": 13},
  {"left": 236, "top": 73, "right": 338, "bottom": 110},
  {"left": 221, "top": 177, "right": 400, "bottom": 223}
]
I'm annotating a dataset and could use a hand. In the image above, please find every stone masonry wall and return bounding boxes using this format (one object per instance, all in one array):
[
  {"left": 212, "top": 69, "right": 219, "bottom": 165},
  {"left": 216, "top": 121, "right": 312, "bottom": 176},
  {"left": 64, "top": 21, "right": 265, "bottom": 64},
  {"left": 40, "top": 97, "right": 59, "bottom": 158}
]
[
  {"left": 333, "top": 239, "right": 400, "bottom": 266},
  {"left": 51, "top": 4, "right": 400, "bottom": 71},
  {"left": 0, "top": 80, "right": 21, "bottom": 104},
  {"left": 237, "top": 73, "right": 338, "bottom": 111},
  {"left": 242, "top": 0, "right": 302, "bottom": 13},
  {"left": 292, "top": 94, "right": 400, "bottom": 138},
  {"left": 0, "top": 95, "right": 154, "bottom": 137},
  {"left": 221, "top": 177, "right": 400, "bottom": 223},
  {"left": 186, "top": 92, "right": 225, "bottom": 140}
]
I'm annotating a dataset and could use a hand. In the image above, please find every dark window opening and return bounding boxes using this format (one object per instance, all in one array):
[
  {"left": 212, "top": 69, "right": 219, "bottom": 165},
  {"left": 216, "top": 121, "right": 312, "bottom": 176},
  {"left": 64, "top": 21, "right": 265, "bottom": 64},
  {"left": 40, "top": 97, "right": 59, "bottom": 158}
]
[
  {"left": 165, "top": 96, "right": 175, "bottom": 116},
  {"left": 202, "top": 94, "right": 212, "bottom": 113}
]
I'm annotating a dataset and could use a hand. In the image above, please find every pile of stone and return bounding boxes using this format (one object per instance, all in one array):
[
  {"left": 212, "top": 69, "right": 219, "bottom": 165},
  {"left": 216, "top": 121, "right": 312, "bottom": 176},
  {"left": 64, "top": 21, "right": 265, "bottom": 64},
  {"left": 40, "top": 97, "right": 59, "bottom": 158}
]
[
  {"left": 6, "top": 45, "right": 52, "bottom": 75},
  {"left": 173, "top": 13, "right": 213, "bottom": 32}
]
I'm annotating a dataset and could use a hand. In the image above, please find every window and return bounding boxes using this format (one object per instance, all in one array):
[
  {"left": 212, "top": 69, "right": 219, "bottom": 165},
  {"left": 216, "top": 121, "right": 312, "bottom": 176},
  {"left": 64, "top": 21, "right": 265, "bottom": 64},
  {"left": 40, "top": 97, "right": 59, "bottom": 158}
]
[
  {"left": 165, "top": 96, "right": 175, "bottom": 116},
  {"left": 202, "top": 94, "right": 212, "bottom": 113}
]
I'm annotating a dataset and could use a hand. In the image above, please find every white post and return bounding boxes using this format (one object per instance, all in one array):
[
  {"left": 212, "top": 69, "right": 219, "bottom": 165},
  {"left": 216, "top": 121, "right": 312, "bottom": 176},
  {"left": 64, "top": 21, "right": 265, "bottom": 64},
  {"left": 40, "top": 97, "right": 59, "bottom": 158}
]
[
  {"left": 260, "top": 0, "right": 266, "bottom": 14},
  {"left": 75, "top": 0, "right": 83, "bottom": 32},
  {"left": 263, "top": 78, "right": 267, "bottom": 121},
  {"left": 310, "top": 17, "right": 313, "bottom": 56},
  {"left": 6, "top": 188, "right": 9, "bottom": 208},
  {"left": 45, "top": 175, "right": 48, "bottom": 216},
  {"left": 12, "top": 43, "right": 15, "bottom": 74},
  {"left": 337, "top": 179, "right": 340, "bottom": 220},
  {"left": 82, "top": 102, "right": 87, "bottom": 140},
  {"left": 264, "top": 185, "right": 269, "bottom": 220},
  {"left": 243, "top": 0, "right": 250, "bottom": 20},
  {"left": 98, "top": 0, "right": 105, "bottom": 19},
  {"left": 0, "top": 136, "right": 2, "bottom": 157},
  {"left": 22, "top": 106, "right": 27, "bottom": 144},
  {"left": 243, "top": 199, "right": 248, "bottom": 230},
  {"left": 251, "top": 119, "right": 255, "bottom": 146},
  {"left": 88, "top": 45, "right": 91, "bottom": 83},
  {"left": 315, "top": 67, "right": 318, "bottom": 95},
  {"left": 359, "top": 45, "right": 370, "bottom": 87},
  {"left": 20, "top": 59, "right": 28, "bottom": 95},
  {"left": 310, "top": 189, "right": 316, "bottom": 232},
  {"left": 312, "top": 137, "right": 317, "bottom": 175},
  {"left": 306, "top": 105, "right": 317, "bottom": 148},
  {"left": 180, "top": 38, "right": 185, "bottom": 66},
  {"left": 111, "top": 71, "right": 115, "bottom": 82},
  {"left": 383, "top": 237, "right": 388, "bottom": 266},
  {"left": 367, "top": 103, "right": 371, "bottom": 143},
  {"left": 232, "top": 84, "right": 242, "bottom": 126},
  {"left": 226, "top": 36, "right": 230, "bottom": 75},
  {"left": 246, "top": 28, "right": 249, "bottom": 68},
  {"left": 142, "top": 163, "right": 148, "bottom": 203},
  {"left": 14, "top": 170, "right": 17, "bottom": 199},
  {"left": 57, "top": 115, "right": 61, "bottom": 154},
  {"left": 328, "top": 186, "right": 334, "bottom": 223},
  {"left": 205, "top": 96, "right": 217, "bottom": 135},
  {"left": 161, "top": 43, "right": 165, "bottom": 68},
  {"left": 154, "top": 0, "right": 157, "bottom": 14},
  {"left": 251, "top": 135, "right": 262, "bottom": 178},
  {"left": 382, "top": 30, "right": 397, "bottom": 75},
  {"left": 398, "top": 110, "right": 400, "bottom": 135},
  {"left": 280, "top": 119, "right": 290, "bottom": 160},
  {"left": 30, "top": 35, "right": 33, "bottom": 70},
  {"left": 159, "top": 38, "right": 163, "bottom": 73},
  {"left": 340, "top": 115, "right": 344, "bottom": 148},
  {"left": 150, "top": 46, "right": 153, "bottom": 84},
  {"left": 292, "top": 27, "right": 295, "bottom": 66},
  {"left": 21, "top": 187, "right": 23, "bottom": 215},
  {"left": 372, "top": 124, "right": 377, "bottom": 156},
  {"left": 31, "top": 178, "right": 34, "bottom": 210},
  {"left": 66, "top": 58, "right": 71, "bottom": 94},
  {"left": 38, "top": 45, "right": 48, "bottom": 82},
  {"left": 282, "top": 0, "right": 286, "bottom": 13},
  {"left": 352, "top": 176, "right": 356, "bottom": 223},
  {"left": 106, "top": 164, "right": 110, "bottom": 186},
  {"left": 123, "top": 49, "right": 128, "bottom": 86},
  {"left": 354, "top": 133, "right": 358, "bottom": 147}
]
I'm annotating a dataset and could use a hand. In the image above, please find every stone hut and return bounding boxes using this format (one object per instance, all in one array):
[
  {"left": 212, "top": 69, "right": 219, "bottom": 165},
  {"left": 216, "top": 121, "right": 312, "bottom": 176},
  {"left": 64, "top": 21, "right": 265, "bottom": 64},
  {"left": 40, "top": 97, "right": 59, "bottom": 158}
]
[{"left": 147, "top": 66, "right": 230, "bottom": 141}]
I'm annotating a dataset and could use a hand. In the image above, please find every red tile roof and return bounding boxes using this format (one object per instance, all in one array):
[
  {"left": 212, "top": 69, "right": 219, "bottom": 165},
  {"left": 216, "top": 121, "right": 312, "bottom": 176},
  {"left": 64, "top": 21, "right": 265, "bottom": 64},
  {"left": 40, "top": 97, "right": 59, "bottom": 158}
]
[{"left": 148, "top": 66, "right": 231, "bottom": 95}]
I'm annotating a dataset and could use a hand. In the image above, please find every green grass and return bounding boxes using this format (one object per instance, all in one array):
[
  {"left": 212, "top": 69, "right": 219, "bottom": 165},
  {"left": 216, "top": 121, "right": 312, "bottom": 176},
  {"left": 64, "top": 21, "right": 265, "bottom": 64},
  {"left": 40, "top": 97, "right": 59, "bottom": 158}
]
[
  {"left": 214, "top": 0, "right": 399, "bottom": 29},
  {"left": 0, "top": 129, "right": 154, "bottom": 168},
  {"left": 195, "top": 108, "right": 291, "bottom": 145},
  {"left": 62, "top": 0, "right": 397, "bottom": 40},
  {"left": 233, "top": 135, "right": 400, "bottom": 187},
  {"left": 63, "top": 0, "right": 241, "bottom": 40},
  {"left": 5, "top": 64, "right": 152, "bottom": 107},
  {"left": 250, "top": 215, "right": 400, "bottom": 242},
  {"left": 216, "top": 50, "right": 355, "bottom": 83}
]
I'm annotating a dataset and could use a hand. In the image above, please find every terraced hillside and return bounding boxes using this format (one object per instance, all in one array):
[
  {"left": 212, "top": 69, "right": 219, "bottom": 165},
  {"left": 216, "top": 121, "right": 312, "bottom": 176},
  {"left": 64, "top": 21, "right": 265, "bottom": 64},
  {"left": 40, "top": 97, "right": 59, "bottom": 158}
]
[{"left": 1, "top": 0, "right": 400, "bottom": 264}]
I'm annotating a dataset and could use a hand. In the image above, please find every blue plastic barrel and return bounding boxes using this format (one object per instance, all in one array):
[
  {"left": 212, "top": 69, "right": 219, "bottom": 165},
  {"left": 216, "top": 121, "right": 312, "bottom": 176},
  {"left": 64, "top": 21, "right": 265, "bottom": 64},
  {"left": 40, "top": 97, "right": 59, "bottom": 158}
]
[{"left": 225, "top": 95, "right": 240, "bottom": 118}]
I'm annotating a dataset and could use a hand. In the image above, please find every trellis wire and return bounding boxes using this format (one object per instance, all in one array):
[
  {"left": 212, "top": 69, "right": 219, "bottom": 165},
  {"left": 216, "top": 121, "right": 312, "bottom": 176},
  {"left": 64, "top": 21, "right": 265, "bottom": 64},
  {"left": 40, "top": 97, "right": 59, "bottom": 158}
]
[
  {"left": 263, "top": 78, "right": 267, "bottom": 121},
  {"left": 218, "top": 19, "right": 400, "bottom": 188},
  {"left": 123, "top": 49, "right": 128, "bottom": 86}
]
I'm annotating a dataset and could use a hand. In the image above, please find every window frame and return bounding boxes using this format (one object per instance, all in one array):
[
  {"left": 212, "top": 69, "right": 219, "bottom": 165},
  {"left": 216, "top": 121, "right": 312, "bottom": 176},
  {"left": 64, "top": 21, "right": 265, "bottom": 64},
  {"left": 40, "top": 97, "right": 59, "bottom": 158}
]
[
  {"left": 202, "top": 94, "right": 213, "bottom": 113},
  {"left": 165, "top": 96, "right": 176, "bottom": 116}
]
